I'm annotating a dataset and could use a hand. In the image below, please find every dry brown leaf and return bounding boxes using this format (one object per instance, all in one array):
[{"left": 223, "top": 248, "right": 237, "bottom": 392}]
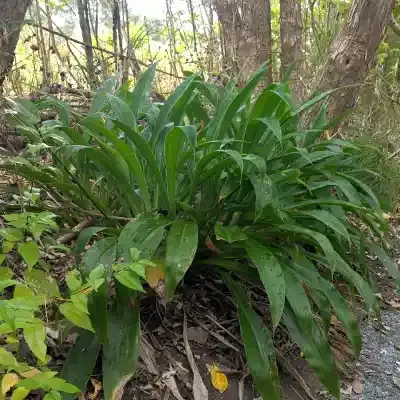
[
  {"left": 162, "top": 372, "right": 185, "bottom": 400},
  {"left": 140, "top": 333, "right": 160, "bottom": 375},
  {"left": 20, "top": 368, "right": 41, "bottom": 378},
  {"left": 393, "top": 376, "right": 400, "bottom": 389},
  {"left": 352, "top": 379, "right": 364, "bottom": 394},
  {"left": 187, "top": 326, "right": 209, "bottom": 344},
  {"left": 89, "top": 378, "right": 102, "bottom": 400},
  {"left": 386, "top": 298, "right": 400, "bottom": 308},
  {"left": 183, "top": 313, "right": 208, "bottom": 400}
]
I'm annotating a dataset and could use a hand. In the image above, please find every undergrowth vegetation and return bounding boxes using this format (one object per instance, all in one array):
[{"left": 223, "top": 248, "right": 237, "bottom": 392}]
[{"left": 1, "top": 64, "right": 399, "bottom": 399}]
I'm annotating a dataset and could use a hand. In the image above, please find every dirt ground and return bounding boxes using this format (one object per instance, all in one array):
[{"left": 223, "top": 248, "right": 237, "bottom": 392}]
[{"left": 120, "top": 221, "right": 400, "bottom": 400}]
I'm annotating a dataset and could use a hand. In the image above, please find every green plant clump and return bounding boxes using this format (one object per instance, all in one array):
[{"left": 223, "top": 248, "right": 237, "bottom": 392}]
[
  {"left": 0, "top": 212, "right": 80, "bottom": 399},
  {"left": 3, "top": 64, "right": 398, "bottom": 399}
]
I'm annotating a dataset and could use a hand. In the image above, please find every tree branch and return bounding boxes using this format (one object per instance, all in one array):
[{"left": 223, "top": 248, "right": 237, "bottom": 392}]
[
  {"left": 389, "top": 14, "right": 400, "bottom": 36},
  {"left": 25, "top": 21, "right": 185, "bottom": 80}
]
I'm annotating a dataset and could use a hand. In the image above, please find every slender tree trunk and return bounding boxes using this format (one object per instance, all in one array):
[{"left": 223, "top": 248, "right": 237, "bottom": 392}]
[
  {"left": 0, "top": 0, "right": 31, "bottom": 152},
  {"left": 214, "top": 0, "right": 273, "bottom": 82},
  {"left": 77, "top": 0, "right": 95, "bottom": 88},
  {"left": 0, "top": 0, "right": 31, "bottom": 92},
  {"left": 312, "top": 0, "right": 395, "bottom": 123},
  {"left": 280, "top": 0, "right": 304, "bottom": 101}
]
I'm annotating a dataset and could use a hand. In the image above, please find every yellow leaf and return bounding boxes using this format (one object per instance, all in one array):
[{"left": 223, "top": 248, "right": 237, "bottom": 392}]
[
  {"left": 20, "top": 368, "right": 41, "bottom": 378},
  {"left": 210, "top": 363, "right": 228, "bottom": 393},
  {"left": 145, "top": 263, "right": 165, "bottom": 294},
  {"left": 2, "top": 373, "right": 19, "bottom": 395}
]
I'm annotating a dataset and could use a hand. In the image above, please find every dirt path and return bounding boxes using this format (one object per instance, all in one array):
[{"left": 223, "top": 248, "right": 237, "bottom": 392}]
[{"left": 339, "top": 310, "right": 400, "bottom": 400}]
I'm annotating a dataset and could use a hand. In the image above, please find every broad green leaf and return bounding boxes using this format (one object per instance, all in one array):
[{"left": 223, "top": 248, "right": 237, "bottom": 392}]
[
  {"left": 283, "top": 268, "right": 313, "bottom": 336},
  {"left": 246, "top": 239, "right": 285, "bottom": 330},
  {"left": 112, "top": 120, "right": 171, "bottom": 214},
  {"left": 60, "top": 330, "right": 101, "bottom": 400},
  {"left": 24, "top": 323, "right": 47, "bottom": 363},
  {"left": 248, "top": 174, "right": 277, "bottom": 220},
  {"left": 0, "top": 348, "right": 19, "bottom": 367},
  {"left": 82, "top": 237, "right": 117, "bottom": 276},
  {"left": 14, "top": 284, "right": 35, "bottom": 298},
  {"left": 165, "top": 219, "right": 198, "bottom": 298},
  {"left": 215, "top": 223, "right": 247, "bottom": 243},
  {"left": 207, "top": 63, "right": 267, "bottom": 142},
  {"left": 88, "top": 279, "right": 108, "bottom": 345},
  {"left": 18, "top": 241, "right": 40, "bottom": 270},
  {"left": 0, "top": 228, "right": 23, "bottom": 242},
  {"left": 153, "top": 73, "right": 200, "bottom": 143},
  {"left": 283, "top": 306, "right": 340, "bottom": 398},
  {"left": 44, "top": 391, "right": 61, "bottom": 400},
  {"left": 118, "top": 215, "right": 168, "bottom": 262},
  {"left": 22, "top": 377, "right": 78, "bottom": 394},
  {"left": 0, "top": 267, "right": 16, "bottom": 291},
  {"left": 75, "top": 227, "right": 106, "bottom": 255},
  {"left": 11, "top": 387, "right": 30, "bottom": 400},
  {"left": 281, "top": 225, "right": 377, "bottom": 313},
  {"left": 130, "top": 65, "right": 156, "bottom": 116},
  {"left": 15, "top": 372, "right": 57, "bottom": 390},
  {"left": 0, "top": 267, "right": 12, "bottom": 280},
  {"left": 114, "top": 269, "right": 144, "bottom": 292},
  {"left": 65, "top": 270, "right": 82, "bottom": 293},
  {"left": 71, "top": 293, "right": 89, "bottom": 313},
  {"left": 24, "top": 269, "right": 60, "bottom": 300},
  {"left": 225, "top": 275, "right": 280, "bottom": 400},
  {"left": 294, "top": 90, "right": 334, "bottom": 116},
  {"left": 301, "top": 210, "right": 350, "bottom": 243},
  {"left": 103, "top": 285, "right": 140, "bottom": 400},
  {"left": 258, "top": 117, "right": 282, "bottom": 142},
  {"left": 165, "top": 127, "right": 186, "bottom": 217},
  {"left": 2, "top": 241, "right": 15, "bottom": 253},
  {"left": 337, "top": 172, "right": 380, "bottom": 209},
  {"left": 59, "top": 303, "right": 93, "bottom": 332},
  {"left": 82, "top": 117, "right": 151, "bottom": 212}
]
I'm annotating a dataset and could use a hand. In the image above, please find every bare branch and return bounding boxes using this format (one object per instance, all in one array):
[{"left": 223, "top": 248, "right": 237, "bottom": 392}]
[
  {"left": 24, "top": 21, "right": 185, "bottom": 80},
  {"left": 389, "top": 14, "right": 400, "bottom": 36}
]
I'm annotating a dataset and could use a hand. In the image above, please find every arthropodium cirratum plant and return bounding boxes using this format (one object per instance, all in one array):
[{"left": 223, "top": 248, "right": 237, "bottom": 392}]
[{"left": 4, "top": 63, "right": 400, "bottom": 399}]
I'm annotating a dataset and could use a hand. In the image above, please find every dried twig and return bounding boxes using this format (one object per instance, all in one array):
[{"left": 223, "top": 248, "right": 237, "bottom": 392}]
[
  {"left": 275, "top": 348, "right": 319, "bottom": 400},
  {"left": 25, "top": 21, "right": 185, "bottom": 80},
  {"left": 57, "top": 216, "right": 94, "bottom": 244}
]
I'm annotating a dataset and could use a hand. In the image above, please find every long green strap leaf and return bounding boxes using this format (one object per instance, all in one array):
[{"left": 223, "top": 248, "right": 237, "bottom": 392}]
[
  {"left": 224, "top": 274, "right": 280, "bottom": 400},
  {"left": 246, "top": 239, "right": 285, "bottom": 330},
  {"left": 165, "top": 219, "right": 198, "bottom": 298},
  {"left": 103, "top": 285, "right": 140, "bottom": 400},
  {"left": 60, "top": 330, "right": 101, "bottom": 400}
]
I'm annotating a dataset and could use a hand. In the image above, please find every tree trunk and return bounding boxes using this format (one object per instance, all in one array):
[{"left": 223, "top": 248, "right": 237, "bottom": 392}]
[
  {"left": 280, "top": 0, "right": 304, "bottom": 101},
  {"left": 0, "top": 0, "right": 31, "bottom": 92},
  {"left": 214, "top": 0, "right": 272, "bottom": 82},
  {"left": 312, "top": 0, "right": 395, "bottom": 123},
  {"left": 0, "top": 0, "right": 31, "bottom": 153},
  {"left": 77, "top": 0, "right": 95, "bottom": 88}
]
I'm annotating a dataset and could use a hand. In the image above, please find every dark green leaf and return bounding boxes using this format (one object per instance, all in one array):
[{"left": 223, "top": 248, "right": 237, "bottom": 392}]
[
  {"left": 246, "top": 239, "right": 285, "bottom": 330},
  {"left": 60, "top": 330, "right": 101, "bottom": 400},
  {"left": 103, "top": 285, "right": 140, "bottom": 400},
  {"left": 224, "top": 275, "right": 280, "bottom": 400},
  {"left": 165, "top": 219, "right": 198, "bottom": 298},
  {"left": 215, "top": 222, "right": 247, "bottom": 243}
]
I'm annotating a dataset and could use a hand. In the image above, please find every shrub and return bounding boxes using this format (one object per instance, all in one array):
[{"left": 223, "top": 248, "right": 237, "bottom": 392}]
[
  {"left": 0, "top": 212, "right": 80, "bottom": 399},
  {"left": 3, "top": 64, "right": 397, "bottom": 399}
]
